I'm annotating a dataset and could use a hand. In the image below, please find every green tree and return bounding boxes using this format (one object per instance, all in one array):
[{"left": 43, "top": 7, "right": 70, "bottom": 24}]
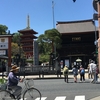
[
  {"left": 37, "top": 34, "right": 51, "bottom": 63},
  {"left": 44, "top": 28, "right": 62, "bottom": 53},
  {"left": 11, "top": 42, "right": 19, "bottom": 56},
  {"left": 37, "top": 28, "right": 62, "bottom": 63},
  {"left": 11, "top": 42, "right": 25, "bottom": 58},
  {"left": 37, "top": 34, "right": 52, "bottom": 54},
  {"left": 12, "top": 32, "right": 25, "bottom": 58},
  {"left": 0, "top": 24, "right": 8, "bottom": 34},
  {"left": 12, "top": 32, "right": 21, "bottom": 43}
]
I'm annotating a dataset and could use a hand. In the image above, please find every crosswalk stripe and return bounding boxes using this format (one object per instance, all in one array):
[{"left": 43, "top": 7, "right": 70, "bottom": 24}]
[
  {"left": 35, "top": 97, "right": 47, "bottom": 100},
  {"left": 21, "top": 95, "right": 86, "bottom": 100},
  {"left": 54, "top": 96, "right": 66, "bottom": 100},
  {"left": 74, "top": 95, "right": 85, "bottom": 100}
]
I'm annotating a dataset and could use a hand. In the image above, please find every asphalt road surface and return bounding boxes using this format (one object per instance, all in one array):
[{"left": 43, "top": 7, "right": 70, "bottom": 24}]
[{"left": 18, "top": 78, "right": 100, "bottom": 100}]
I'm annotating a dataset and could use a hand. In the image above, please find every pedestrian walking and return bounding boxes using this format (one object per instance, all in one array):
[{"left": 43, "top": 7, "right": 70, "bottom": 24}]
[
  {"left": 72, "top": 65, "right": 78, "bottom": 83},
  {"left": 79, "top": 65, "right": 85, "bottom": 82},
  {"left": 87, "top": 63, "right": 93, "bottom": 79},
  {"left": 89, "top": 60, "right": 97, "bottom": 83},
  {"left": 63, "top": 65, "right": 69, "bottom": 83}
]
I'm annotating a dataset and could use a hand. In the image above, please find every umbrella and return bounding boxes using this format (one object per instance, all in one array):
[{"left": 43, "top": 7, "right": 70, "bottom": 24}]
[{"left": 76, "top": 58, "right": 82, "bottom": 62}]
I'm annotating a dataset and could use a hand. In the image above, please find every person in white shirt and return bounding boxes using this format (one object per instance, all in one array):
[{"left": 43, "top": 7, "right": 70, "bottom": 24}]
[{"left": 89, "top": 60, "right": 97, "bottom": 83}]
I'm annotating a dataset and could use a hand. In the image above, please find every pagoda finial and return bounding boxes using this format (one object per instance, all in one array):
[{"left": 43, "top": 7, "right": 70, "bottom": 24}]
[{"left": 27, "top": 14, "right": 30, "bottom": 29}]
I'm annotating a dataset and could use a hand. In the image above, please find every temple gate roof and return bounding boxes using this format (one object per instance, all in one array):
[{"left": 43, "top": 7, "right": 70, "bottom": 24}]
[{"left": 56, "top": 19, "right": 98, "bottom": 33}]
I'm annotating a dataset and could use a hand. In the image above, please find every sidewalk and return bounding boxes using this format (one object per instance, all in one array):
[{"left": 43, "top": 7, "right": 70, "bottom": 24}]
[
  {"left": 0, "top": 71, "right": 100, "bottom": 80},
  {"left": 20, "top": 72, "right": 100, "bottom": 80}
]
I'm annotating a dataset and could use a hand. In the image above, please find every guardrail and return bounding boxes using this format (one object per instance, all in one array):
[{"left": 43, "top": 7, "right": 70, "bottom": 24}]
[
  {"left": 17, "top": 65, "right": 62, "bottom": 78},
  {"left": 2, "top": 65, "right": 88, "bottom": 78}
]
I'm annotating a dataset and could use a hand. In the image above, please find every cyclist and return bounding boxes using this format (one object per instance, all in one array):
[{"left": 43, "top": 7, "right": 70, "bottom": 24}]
[{"left": 7, "top": 65, "right": 23, "bottom": 98}]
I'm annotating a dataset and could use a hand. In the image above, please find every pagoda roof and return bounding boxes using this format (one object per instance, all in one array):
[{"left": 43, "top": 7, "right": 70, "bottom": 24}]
[
  {"left": 18, "top": 28, "right": 38, "bottom": 34},
  {"left": 20, "top": 34, "right": 37, "bottom": 38},
  {"left": 56, "top": 19, "right": 98, "bottom": 33}
]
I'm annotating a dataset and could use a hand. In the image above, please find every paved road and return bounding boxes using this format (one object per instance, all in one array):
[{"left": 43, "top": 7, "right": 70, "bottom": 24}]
[
  {"left": 18, "top": 75, "right": 100, "bottom": 100},
  {"left": 0, "top": 72, "right": 100, "bottom": 100}
]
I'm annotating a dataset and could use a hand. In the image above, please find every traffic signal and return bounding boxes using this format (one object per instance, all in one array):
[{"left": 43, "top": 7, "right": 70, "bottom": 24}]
[{"left": 73, "top": 0, "right": 76, "bottom": 2}]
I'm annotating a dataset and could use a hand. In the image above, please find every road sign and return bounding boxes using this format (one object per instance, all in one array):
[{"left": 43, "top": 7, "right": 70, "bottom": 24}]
[
  {"left": 93, "top": 13, "right": 98, "bottom": 20},
  {"left": 0, "top": 50, "right": 6, "bottom": 55}
]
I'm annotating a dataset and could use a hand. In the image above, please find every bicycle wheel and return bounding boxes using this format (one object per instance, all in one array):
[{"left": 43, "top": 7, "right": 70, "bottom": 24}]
[
  {"left": 23, "top": 87, "right": 41, "bottom": 100},
  {"left": 0, "top": 90, "right": 15, "bottom": 100}
]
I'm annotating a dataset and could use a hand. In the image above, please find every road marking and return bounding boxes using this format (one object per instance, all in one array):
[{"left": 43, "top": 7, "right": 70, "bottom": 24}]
[
  {"left": 54, "top": 96, "right": 66, "bottom": 100},
  {"left": 74, "top": 95, "right": 85, "bottom": 100},
  {"left": 35, "top": 97, "right": 47, "bottom": 100}
]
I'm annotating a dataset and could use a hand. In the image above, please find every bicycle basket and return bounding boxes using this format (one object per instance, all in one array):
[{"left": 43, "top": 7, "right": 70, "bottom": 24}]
[
  {"left": 0, "top": 78, "right": 7, "bottom": 90},
  {"left": 27, "top": 79, "right": 34, "bottom": 88}
]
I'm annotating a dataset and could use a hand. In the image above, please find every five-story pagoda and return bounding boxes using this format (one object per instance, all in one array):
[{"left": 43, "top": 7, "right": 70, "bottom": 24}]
[{"left": 18, "top": 15, "right": 38, "bottom": 59}]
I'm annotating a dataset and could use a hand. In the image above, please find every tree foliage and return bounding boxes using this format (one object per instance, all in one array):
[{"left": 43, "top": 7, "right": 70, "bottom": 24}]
[
  {"left": 44, "top": 28, "right": 62, "bottom": 53},
  {"left": 11, "top": 42, "right": 25, "bottom": 58},
  {"left": 37, "top": 28, "right": 62, "bottom": 63},
  {"left": 11, "top": 32, "right": 25, "bottom": 57},
  {"left": 11, "top": 42, "right": 19, "bottom": 56},
  {"left": 0, "top": 24, "right": 8, "bottom": 34},
  {"left": 37, "top": 34, "right": 52, "bottom": 54},
  {"left": 12, "top": 32, "right": 20, "bottom": 43},
  {"left": 39, "top": 54, "right": 50, "bottom": 62}
]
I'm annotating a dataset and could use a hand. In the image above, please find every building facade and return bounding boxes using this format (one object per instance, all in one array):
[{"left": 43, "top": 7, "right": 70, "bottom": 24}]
[
  {"left": 0, "top": 35, "right": 12, "bottom": 70},
  {"left": 56, "top": 19, "right": 98, "bottom": 69}
]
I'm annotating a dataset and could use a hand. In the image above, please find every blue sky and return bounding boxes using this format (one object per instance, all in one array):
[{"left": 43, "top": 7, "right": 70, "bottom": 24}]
[{"left": 0, "top": 0, "right": 96, "bottom": 36}]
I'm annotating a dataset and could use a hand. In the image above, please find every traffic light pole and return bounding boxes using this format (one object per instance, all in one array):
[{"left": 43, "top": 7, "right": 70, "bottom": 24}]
[{"left": 97, "top": 2, "right": 100, "bottom": 72}]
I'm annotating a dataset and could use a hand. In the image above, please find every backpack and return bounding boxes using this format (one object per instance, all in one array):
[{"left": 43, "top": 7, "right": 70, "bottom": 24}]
[
  {"left": 64, "top": 69, "right": 68, "bottom": 74},
  {"left": 80, "top": 69, "right": 85, "bottom": 74}
]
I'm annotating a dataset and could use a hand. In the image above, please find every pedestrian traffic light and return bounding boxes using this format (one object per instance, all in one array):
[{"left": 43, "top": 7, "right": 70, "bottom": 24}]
[{"left": 73, "top": 0, "right": 76, "bottom": 2}]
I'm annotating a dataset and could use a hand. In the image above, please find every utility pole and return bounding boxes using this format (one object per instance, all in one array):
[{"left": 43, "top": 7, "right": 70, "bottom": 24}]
[
  {"left": 97, "top": 1, "right": 100, "bottom": 72},
  {"left": 52, "top": 0, "right": 55, "bottom": 28},
  {"left": 52, "top": 0, "right": 56, "bottom": 57},
  {"left": 93, "top": 0, "right": 100, "bottom": 72}
]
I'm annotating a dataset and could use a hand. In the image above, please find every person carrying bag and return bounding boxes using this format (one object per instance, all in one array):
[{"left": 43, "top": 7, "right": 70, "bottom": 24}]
[{"left": 63, "top": 65, "right": 69, "bottom": 83}]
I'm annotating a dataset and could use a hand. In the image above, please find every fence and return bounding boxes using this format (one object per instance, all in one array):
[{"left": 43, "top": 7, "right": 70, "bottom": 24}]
[{"left": 17, "top": 65, "right": 62, "bottom": 78}]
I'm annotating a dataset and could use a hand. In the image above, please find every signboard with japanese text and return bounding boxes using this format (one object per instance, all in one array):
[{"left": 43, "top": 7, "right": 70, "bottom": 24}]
[
  {"left": 0, "top": 50, "right": 6, "bottom": 55},
  {"left": 0, "top": 38, "right": 8, "bottom": 49}
]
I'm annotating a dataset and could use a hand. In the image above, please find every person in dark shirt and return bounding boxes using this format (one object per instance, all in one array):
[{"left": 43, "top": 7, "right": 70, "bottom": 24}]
[
  {"left": 79, "top": 65, "right": 85, "bottom": 82},
  {"left": 7, "top": 65, "right": 23, "bottom": 98},
  {"left": 72, "top": 65, "right": 78, "bottom": 83}
]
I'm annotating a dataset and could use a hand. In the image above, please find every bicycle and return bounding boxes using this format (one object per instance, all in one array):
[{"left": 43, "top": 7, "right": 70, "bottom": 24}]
[{"left": 0, "top": 78, "right": 41, "bottom": 100}]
